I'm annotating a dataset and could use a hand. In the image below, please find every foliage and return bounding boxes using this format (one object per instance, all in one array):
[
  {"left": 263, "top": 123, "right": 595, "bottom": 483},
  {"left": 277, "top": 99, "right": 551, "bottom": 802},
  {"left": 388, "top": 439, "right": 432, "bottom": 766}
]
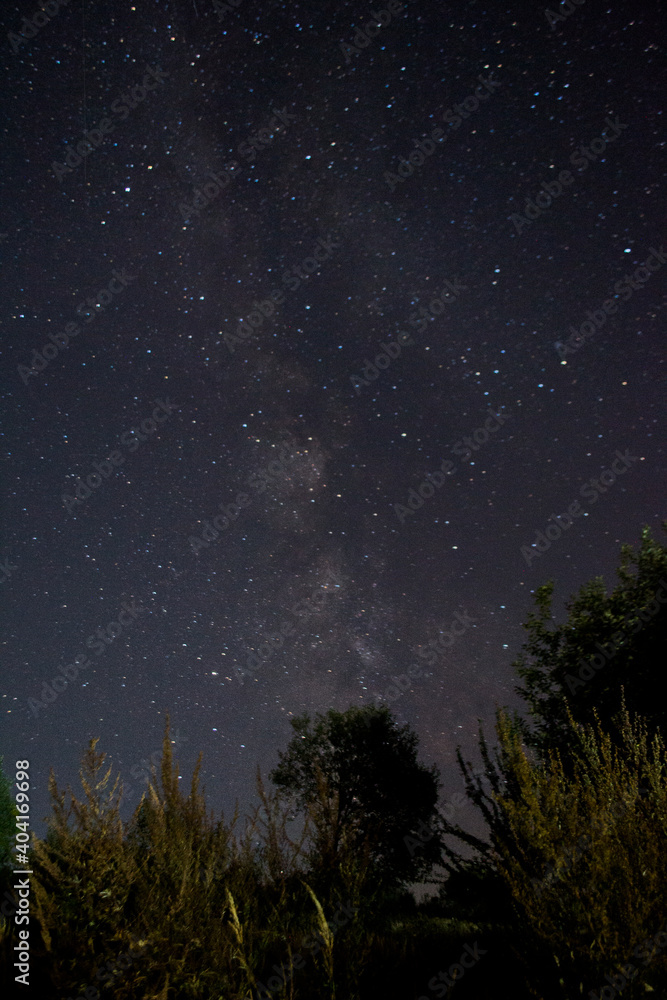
[
  {"left": 440, "top": 701, "right": 667, "bottom": 999},
  {"left": 30, "top": 738, "right": 142, "bottom": 993},
  {"left": 436, "top": 529, "right": 667, "bottom": 996},
  {"left": 490, "top": 702, "right": 667, "bottom": 997},
  {"left": 514, "top": 524, "right": 667, "bottom": 759},
  {"left": 8, "top": 533, "right": 667, "bottom": 999},
  {"left": 25, "top": 718, "right": 384, "bottom": 1000},
  {"left": 269, "top": 705, "right": 443, "bottom": 892}
]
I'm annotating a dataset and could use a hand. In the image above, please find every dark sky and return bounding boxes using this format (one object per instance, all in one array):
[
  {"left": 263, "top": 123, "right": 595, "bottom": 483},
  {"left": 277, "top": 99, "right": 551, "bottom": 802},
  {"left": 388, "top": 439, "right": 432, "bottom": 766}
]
[{"left": 1, "top": 0, "right": 665, "bottom": 840}]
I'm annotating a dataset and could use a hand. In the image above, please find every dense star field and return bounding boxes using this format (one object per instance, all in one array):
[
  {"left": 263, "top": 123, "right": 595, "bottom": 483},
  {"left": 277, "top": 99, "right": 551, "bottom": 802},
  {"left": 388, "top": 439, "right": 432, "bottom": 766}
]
[{"left": 1, "top": 0, "right": 665, "bottom": 835}]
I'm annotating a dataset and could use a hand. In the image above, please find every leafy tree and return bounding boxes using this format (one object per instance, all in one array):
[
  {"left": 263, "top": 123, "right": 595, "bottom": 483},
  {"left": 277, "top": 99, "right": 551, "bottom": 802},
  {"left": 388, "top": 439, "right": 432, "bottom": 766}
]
[
  {"left": 269, "top": 705, "right": 443, "bottom": 893},
  {"left": 514, "top": 524, "right": 667, "bottom": 759},
  {"left": 492, "top": 703, "right": 667, "bottom": 998},
  {"left": 122, "top": 720, "right": 246, "bottom": 1000},
  {"left": 439, "top": 703, "right": 667, "bottom": 999},
  {"left": 30, "top": 738, "right": 141, "bottom": 994},
  {"left": 27, "top": 719, "right": 377, "bottom": 1000}
]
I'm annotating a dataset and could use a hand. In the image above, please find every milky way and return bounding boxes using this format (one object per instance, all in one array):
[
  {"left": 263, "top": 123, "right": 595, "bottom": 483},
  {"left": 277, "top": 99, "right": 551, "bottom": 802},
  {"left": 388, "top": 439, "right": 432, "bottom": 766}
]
[{"left": 1, "top": 1, "right": 664, "bottom": 832}]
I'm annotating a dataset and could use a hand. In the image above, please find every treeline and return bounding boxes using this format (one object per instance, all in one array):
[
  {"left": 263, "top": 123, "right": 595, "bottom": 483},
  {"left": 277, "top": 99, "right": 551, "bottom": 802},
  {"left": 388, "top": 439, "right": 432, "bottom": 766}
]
[{"left": 1, "top": 526, "right": 666, "bottom": 999}]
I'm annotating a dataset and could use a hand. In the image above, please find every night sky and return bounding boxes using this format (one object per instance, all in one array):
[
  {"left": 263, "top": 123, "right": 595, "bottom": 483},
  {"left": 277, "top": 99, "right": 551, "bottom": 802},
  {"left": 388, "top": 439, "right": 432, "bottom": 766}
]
[{"left": 1, "top": 0, "right": 665, "bottom": 842}]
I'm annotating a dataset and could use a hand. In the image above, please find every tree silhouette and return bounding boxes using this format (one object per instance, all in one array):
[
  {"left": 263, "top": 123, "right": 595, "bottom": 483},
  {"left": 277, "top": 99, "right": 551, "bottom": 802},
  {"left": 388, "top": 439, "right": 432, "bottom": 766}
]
[
  {"left": 270, "top": 704, "right": 443, "bottom": 893},
  {"left": 514, "top": 524, "right": 667, "bottom": 760}
]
